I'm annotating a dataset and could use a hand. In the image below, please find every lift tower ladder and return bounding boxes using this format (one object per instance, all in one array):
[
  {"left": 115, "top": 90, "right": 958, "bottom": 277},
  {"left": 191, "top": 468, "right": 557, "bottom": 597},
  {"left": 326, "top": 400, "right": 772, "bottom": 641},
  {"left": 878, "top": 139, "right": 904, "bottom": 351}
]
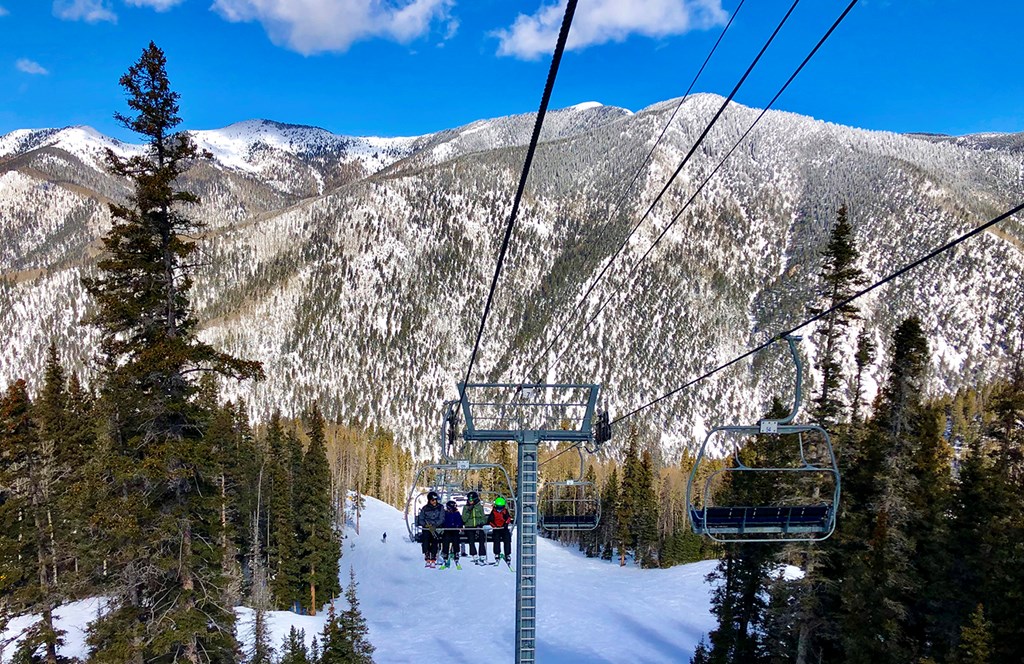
[{"left": 460, "top": 382, "right": 601, "bottom": 664}]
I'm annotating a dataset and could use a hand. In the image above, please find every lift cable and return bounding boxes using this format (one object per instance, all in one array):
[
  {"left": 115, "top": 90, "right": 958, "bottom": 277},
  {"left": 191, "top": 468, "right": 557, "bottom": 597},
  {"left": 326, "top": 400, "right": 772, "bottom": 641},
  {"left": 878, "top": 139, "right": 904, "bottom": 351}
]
[
  {"left": 543, "top": 0, "right": 860, "bottom": 376},
  {"left": 612, "top": 200, "right": 1024, "bottom": 426},
  {"left": 519, "top": 0, "right": 797, "bottom": 382},
  {"left": 457, "top": 0, "right": 578, "bottom": 406},
  {"left": 539, "top": 441, "right": 583, "bottom": 468},
  {"left": 514, "top": 0, "right": 747, "bottom": 382}
]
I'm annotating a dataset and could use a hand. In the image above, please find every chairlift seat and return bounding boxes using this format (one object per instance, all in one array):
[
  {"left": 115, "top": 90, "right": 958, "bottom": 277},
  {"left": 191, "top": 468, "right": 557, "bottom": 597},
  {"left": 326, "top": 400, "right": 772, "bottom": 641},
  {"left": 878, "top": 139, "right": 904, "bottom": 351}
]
[
  {"left": 540, "top": 514, "right": 599, "bottom": 530},
  {"left": 413, "top": 527, "right": 511, "bottom": 544},
  {"left": 689, "top": 504, "right": 832, "bottom": 535}
]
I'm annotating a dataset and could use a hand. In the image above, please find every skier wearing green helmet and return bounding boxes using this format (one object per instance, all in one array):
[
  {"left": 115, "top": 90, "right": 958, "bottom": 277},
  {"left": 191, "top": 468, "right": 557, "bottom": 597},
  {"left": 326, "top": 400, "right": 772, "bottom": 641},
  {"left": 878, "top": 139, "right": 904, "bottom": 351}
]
[
  {"left": 486, "top": 495, "right": 514, "bottom": 564},
  {"left": 461, "top": 491, "right": 488, "bottom": 564}
]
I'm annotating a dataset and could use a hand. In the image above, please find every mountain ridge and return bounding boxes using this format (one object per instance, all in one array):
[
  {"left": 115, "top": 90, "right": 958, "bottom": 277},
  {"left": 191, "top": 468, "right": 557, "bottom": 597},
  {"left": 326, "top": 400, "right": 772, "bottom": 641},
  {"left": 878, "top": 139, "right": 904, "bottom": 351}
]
[{"left": 1, "top": 97, "right": 1022, "bottom": 457}]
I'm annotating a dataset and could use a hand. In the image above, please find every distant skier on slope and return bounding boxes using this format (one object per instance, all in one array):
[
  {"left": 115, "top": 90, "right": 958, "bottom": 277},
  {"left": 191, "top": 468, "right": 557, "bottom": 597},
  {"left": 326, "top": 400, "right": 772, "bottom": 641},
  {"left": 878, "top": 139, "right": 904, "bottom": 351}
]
[
  {"left": 440, "top": 500, "right": 465, "bottom": 569},
  {"left": 416, "top": 491, "right": 445, "bottom": 567},
  {"left": 461, "top": 490, "right": 487, "bottom": 564},
  {"left": 487, "top": 496, "right": 514, "bottom": 565}
]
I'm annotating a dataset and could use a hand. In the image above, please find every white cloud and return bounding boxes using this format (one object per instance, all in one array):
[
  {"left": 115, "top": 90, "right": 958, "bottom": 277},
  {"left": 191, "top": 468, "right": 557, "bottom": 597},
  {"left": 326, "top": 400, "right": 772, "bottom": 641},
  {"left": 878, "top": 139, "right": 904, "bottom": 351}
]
[
  {"left": 124, "top": 0, "right": 185, "bottom": 10},
  {"left": 211, "top": 0, "right": 454, "bottom": 55},
  {"left": 494, "top": 0, "right": 727, "bottom": 60},
  {"left": 52, "top": 0, "right": 117, "bottom": 23},
  {"left": 0, "top": 6, "right": 9, "bottom": 17},
  {"left": 16, "top": 59, "right": 50, "bottom": 75}
]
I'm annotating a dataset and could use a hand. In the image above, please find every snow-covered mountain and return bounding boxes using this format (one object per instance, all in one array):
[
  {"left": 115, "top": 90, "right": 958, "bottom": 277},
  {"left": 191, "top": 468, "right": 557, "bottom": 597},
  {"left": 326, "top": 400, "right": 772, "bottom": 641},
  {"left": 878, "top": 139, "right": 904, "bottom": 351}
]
[
  {"left": 1, "top": 96, "right": 1022, "bottom": 456},
  {"left": 1, "top": 496, "right": 721, "bottom": 663}
]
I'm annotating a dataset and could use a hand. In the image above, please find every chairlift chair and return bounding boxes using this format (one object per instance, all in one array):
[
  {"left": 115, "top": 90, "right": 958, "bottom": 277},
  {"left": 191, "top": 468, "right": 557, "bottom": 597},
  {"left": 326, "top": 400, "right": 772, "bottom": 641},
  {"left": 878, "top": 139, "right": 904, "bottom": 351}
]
[
  {"left": 404, "top": 459, "right": 518, "bottom": 545},
  {"left": 685, "top": 335, "right": 841, "bottom": 543},
  {"left": 539, "top": 445, "right": 601, "bottom": 531}
]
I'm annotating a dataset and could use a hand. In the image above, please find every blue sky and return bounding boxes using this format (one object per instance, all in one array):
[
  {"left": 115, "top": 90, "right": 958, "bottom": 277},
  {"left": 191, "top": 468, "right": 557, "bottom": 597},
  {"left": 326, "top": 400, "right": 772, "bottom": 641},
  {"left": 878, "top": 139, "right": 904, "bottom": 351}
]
[{"left": 1, "top": 1, "right": 1022, "bottom": 141}]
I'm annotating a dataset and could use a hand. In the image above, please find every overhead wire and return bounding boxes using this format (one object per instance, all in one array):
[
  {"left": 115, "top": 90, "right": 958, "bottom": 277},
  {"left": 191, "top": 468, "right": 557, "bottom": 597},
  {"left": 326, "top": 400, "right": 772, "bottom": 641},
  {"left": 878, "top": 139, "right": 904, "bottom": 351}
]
[
  {"left": 519, "top": 0, "right": 797, "bottom": 382},
  {"left": 545, "top": 0, "right": 861, "bottom": 374},
  {"left": 539, "top": 442, "right": 583, "bottom": 468},
  {"left": 612, "top": 200, "right": 1024, "bottom": 425},
  {"left": 457, "top": 0, "right": 578, "bottom": 407},
  {"left": 515, "top": 0, "right": 747, "bottom": 382}
]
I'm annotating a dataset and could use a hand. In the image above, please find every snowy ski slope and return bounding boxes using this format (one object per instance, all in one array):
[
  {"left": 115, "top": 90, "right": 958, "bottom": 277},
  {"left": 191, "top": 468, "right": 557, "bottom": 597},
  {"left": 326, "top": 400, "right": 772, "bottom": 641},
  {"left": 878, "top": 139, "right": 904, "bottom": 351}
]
[{"left": 3, "top": 496, "right": 719, "bottom": 663}]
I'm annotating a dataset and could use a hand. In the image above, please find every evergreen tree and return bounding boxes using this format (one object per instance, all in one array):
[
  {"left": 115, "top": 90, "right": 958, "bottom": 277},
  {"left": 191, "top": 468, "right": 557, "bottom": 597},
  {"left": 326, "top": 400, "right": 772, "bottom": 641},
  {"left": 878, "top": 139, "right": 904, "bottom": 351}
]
[
  {"left": 278, "top": 627, "right": 310, "bottom": 664},
  {"left": 0, "top": 380, "right": 67, "bottom": 663},
  {"left": 634, "top": 450, "right": 659, "bottom": 567},
  {"left": 808, "top": 205, "right": 864, "bottom": 426},
  {"left": 975, "top": 371, "right": 1024, "bottom": 662},
  {"left": 952, "top": 604, "right": 992, "bottom": 664},
  {"left": 319, "top": 602, "right": 346, "bottom": 664},
  {"left": 850, "top": 328, "right": 876, "bottom": 424},
  {"left": 267, "top": 412, "right": 299, "bottom": 610},
  {"left": 839, "top": 317, "right": 930, "bottom": 664},
  {"left": 579, "top": 465, "right": 601, "bottom": 557},
  {"left": 615, "top": 433, "right": 641, "bottom": 566},
  {"left": 598, "top": 467, "right": 618, "bottom": 561},
  {"left": 339, "top": 567, "right": 374, "bottom": 663},
  {"left": 245, "top": 513, "right": 273, "bottom": 664},
  {"left": 81, "top": 42, "right": 262, "bottom": 663},
  {"left": 296, "top": 405, "right": 341, "bottom": 614},
  {"left": 28, "top": 346, "right": 78, "bottom": 663},
  {"left": 689, "top": 638, "right": 711, "bottom": 664}
]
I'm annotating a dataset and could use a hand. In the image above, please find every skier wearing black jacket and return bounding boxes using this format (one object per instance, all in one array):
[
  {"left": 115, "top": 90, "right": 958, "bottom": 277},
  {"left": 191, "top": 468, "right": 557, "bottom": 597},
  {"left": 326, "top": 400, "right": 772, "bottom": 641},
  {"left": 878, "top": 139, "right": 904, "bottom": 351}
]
[
  {"left": 416, "top": 492, "right": 445, "bottom": 567},
  {"left": 487, "top": 496, "right": 514, "bottom": 564}
]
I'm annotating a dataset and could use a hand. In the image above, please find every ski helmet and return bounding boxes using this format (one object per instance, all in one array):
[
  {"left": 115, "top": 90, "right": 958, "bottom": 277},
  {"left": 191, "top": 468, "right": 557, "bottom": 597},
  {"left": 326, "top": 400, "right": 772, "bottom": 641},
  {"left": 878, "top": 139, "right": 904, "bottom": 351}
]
[
  {"left": 427, "top": 491, "right": 439, "bottom": 502},
  {"left": 446, "top": 500, "right": 457, "bottom": 510},
  {"left": 467, "top": 491, "right": 479, "bottom": 502},
  {"left": 494, "top": 496, "right": 506, "bottom": 507}
]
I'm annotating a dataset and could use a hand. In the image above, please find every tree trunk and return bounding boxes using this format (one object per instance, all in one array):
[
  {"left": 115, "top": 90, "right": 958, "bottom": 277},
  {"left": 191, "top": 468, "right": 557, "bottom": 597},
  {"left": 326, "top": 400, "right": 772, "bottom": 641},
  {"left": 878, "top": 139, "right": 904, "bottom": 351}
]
[{"left": 310, "top": 564, "right": 317, "bottom": 616}]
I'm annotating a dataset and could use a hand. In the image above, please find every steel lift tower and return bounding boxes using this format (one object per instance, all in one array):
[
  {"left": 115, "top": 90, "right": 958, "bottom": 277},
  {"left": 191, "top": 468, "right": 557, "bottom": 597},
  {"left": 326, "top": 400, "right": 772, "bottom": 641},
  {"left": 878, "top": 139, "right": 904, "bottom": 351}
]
[{"left": 459, "top": 382, "right": 601, "bottom": 664}]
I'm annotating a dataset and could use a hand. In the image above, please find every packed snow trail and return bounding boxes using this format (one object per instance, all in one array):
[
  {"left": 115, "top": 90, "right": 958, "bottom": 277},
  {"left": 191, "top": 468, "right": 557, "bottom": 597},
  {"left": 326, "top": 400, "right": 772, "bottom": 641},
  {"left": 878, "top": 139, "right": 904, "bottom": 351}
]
[{"left": 3, "top": 496, "right": 718, "bottom": 663}]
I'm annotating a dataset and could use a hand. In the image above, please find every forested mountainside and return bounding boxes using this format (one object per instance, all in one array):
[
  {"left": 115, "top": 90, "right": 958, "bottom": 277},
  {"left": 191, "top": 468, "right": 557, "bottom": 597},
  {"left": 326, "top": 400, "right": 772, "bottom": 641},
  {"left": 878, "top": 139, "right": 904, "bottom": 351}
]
[{"left": 2, "top": 94, "right": 1022, "bottom": 456}]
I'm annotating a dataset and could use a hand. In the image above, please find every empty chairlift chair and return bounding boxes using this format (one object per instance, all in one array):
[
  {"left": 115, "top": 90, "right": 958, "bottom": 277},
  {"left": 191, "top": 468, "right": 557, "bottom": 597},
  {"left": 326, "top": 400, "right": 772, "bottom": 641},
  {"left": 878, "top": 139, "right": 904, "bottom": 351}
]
[
  {"left": 539, "top": 446, "right": 600, "bottom": 531},
  {"left": 685, "top": 335, "right": 840, "bottom": 543}
]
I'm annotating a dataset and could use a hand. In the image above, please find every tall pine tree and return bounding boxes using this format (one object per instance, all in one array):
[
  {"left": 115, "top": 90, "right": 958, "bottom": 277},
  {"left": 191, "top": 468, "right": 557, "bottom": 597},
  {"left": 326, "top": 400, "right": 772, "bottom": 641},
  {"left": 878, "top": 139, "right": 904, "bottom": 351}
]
[
  {"left": 808, "top": 205, "right": 864, "bottom": 426},
  {"left": 296, "top": 405, "right": 341, "bottom": 614},
  {"left": 82, "top": 43, "right": 263, "bottom": 663}
]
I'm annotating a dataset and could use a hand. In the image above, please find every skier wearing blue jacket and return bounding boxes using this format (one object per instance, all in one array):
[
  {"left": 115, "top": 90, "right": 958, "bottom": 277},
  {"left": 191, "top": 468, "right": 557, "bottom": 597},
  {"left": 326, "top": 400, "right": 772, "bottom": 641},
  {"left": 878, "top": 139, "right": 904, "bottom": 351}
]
[{"left": 440, "top": 500, "right": 465, "bottom": 569}]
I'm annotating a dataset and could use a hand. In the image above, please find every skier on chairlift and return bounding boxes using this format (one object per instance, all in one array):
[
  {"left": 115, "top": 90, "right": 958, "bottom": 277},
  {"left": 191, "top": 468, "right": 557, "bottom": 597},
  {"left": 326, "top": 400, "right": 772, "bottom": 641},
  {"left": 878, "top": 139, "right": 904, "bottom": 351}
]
[
  {"left": 440, "top": 500, "right": 464, "bottom": 569},
  {"left": 417, "top": 491, "right": 445, "bottom": 568},
  {"left": 487, "top": 496, "right": 514, "bottom": 565},
  {"left": 461, "top": 490, "right": 487, "bottom": 564}
]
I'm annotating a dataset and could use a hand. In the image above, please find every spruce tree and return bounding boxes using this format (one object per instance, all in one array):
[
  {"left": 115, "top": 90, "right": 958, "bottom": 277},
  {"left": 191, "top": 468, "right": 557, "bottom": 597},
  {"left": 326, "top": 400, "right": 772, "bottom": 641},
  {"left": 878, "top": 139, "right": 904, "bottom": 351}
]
[
  {"left": 598, "top": 467, "right": 618, "bottom": 561},
  {"left": 319, "top": 601, "right": 346, "bottom": 664},
  {"left": 267, "top": 412, "right": 299, "bottom": 610},
  {"left": 82, "top": 42, "right": 263, "bottom": 663},
  {"left": 977, "top": 371, "right": 1024, "bottom": 662},
  {"left": 296, "top": 405, "right": 341, "bottom": 614},
  {"left": 634, "top": 450, "right": 659, "bottom": 567},
  {"left": 0, "top": 379, "right": 68, "bottom": 663},
  {"left": 952, "top": 604, "right": 992, "bottom": 664},
  {"left": 839, "top": 317, "right": 930, "bottom": 664},
  {"left": 808, "top": 205, "right": 864, "bottom": 426},
  {"left": 339, "top": 567, "right": 374, "bottom": 663},
  {"left": 850, "top": 328, "right": 876, "bottom": 424},
  {"left": 279, "top": 627, "right": 310, "bottom": 664}
]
